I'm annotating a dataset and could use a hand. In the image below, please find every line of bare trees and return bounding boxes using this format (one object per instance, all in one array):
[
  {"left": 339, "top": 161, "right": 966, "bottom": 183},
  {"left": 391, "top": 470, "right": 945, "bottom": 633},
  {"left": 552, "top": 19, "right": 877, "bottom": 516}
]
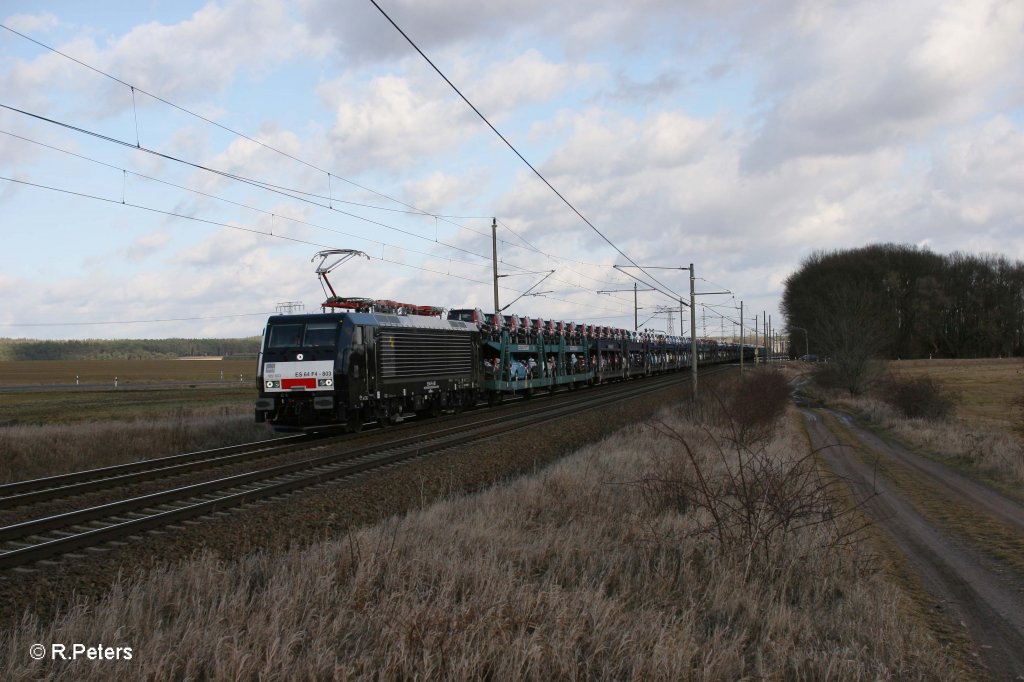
[
  {"left": 0, "top": 337, "right": 261, "bottom": 361},
  {"left": 782, "top": 244, "right": 1024, "bottom": 392}
]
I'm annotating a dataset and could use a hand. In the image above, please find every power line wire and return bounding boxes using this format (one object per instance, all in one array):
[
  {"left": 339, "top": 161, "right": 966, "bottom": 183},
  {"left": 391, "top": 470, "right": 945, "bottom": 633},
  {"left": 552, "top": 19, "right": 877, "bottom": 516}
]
[
  {"left": 1, "top": 22, "right": 627, "bottom": 278},
  {"left": 0, "top": 115, "right": 636, "bottom": 308},
  {"left": 1, "top": 175, "right": 634, "bottom": 317},
  {"left": 2, "top": 22, "right": 696, "bottom": 319},
  {"left": 367, "top": 0, "right": 685, "bottom": 303},
  {"left": 0, "top": 128, "right": 499, "bottom": 273}
]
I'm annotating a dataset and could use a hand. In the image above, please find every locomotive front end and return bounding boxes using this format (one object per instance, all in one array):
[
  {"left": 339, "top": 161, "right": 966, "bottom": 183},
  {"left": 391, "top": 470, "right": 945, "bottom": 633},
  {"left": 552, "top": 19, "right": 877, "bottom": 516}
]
[{"left": 255, "top": 314, "right": 348, "bottom": 430}]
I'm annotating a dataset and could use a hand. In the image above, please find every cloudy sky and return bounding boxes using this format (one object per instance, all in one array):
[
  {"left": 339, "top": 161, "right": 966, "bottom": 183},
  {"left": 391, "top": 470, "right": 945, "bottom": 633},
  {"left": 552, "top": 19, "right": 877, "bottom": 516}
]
[{"left": 1, "top": 0, "right": 1022, "bottom": 341}]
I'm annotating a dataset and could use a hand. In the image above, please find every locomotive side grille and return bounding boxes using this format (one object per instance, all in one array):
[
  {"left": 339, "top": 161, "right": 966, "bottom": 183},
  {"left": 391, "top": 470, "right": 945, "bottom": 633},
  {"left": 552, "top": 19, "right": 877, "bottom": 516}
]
[{"left": 378, "top": 329, "right": 474, "bottom": 379}]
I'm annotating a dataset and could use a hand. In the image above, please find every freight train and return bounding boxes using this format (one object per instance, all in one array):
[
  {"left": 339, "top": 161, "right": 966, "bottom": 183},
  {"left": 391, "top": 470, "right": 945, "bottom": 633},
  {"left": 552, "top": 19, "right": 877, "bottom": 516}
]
[{"left": 254, "top": 298, "right": 757, "bottom": 432}]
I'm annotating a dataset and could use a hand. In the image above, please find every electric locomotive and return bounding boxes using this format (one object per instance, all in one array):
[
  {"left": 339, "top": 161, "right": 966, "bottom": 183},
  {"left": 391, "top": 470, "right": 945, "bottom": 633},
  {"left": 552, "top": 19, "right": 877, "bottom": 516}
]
[{"left": 255, "top": 309, "right": 481, "bottom": 431}]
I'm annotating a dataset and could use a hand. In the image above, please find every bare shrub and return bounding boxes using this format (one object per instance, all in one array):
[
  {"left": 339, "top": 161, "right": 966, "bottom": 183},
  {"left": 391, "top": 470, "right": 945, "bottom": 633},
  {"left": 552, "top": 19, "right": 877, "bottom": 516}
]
[
  {"left": 1013, "top": 392, "right": 1024, "bottom": 435},
  {"left": 683, "top": 370, "right": 792, "bottom": 448},
  {"left": 725, "top": 369, "right": 792, "bottom": 446},
  {"left": 0, "top": 402, "right": 962, "bottom": 680},
  {"left": 639, "top": 415, "right": 870, "bottom": 581},
  {"left": 876, "top": 373, "right": 957, "bottom": 421},
  {"left": 810, "top": 359, "right": 886, "bottom": 396}
]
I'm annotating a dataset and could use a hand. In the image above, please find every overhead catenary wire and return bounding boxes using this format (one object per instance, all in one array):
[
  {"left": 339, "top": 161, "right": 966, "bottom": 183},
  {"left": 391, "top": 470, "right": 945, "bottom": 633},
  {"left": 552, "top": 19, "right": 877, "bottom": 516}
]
[
  {"left": 1, "top": 22, "right": 741, "bottom": 324},
  {"left": 0, "top": 104, "right": 637, "bottom": 305},
  {"left": 0, "top": 118, "right": 639, "bottom": 309},
  {"left": 0, "top": 23, "right": 438, "bottom": 220},
  {"left": 0, "top": 175, "right": 635, "bottom": 320},
  {"left": 367, "top": 0, "right": 686, "bottom": 304},
  {"left": 0, "top": 128, "right": 499, "bottom": 274},
  {"left": 0, "top": 23, "right": 629, "bottom": 277}
]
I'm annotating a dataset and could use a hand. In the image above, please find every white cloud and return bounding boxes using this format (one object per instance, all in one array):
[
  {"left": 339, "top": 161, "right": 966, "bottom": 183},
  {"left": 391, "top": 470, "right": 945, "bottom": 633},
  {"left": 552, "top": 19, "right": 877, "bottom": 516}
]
[
  {"left": 742, "top": 0, "right": 1024, "bottom": 169},
  {"left": 1, "top": 0, "right": 329, "bottom": 120},
  {"left": 401, "top": 170, "right": 484, "bottom": 213},
  {"left": 3, "top": 0, "right": 1023, "bottom": 340},
  {"left": 3, "top": 12, "right": 59, "bottom": 33},
  {"left": 123, "top": 231, "right": 172, "bottom": 262},
  {"left": 451, "top": 49, "right": 602, "bottom": 118},
  {"left": 319, "top": 73, "right": 476, "bottom": 172}
]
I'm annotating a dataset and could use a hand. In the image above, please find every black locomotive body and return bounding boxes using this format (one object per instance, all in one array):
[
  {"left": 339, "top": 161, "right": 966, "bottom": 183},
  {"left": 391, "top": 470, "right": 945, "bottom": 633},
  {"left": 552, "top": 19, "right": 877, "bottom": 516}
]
[{"left": 255, "top": 312, "right": 481, "bottom": 431}]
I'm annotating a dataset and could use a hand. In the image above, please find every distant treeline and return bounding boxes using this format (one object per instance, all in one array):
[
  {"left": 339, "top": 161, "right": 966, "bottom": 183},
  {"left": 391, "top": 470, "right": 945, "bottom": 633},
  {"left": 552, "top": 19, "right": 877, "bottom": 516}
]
[
  {"left": 0, "top": 337, "right": 262, "bottom": 361},
  {"left": 783, "top": 244, "right": 1024, "bottom": 360}
]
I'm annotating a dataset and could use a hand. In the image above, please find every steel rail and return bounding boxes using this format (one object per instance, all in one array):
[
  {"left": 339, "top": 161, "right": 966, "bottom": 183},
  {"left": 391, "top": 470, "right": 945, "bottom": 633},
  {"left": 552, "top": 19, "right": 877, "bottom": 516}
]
[
  {"left": 0, "top": 369, "right": 720, "bottom": 569},
  {"left": 0, "top": 434, "right": 312, "bottom": 502}
]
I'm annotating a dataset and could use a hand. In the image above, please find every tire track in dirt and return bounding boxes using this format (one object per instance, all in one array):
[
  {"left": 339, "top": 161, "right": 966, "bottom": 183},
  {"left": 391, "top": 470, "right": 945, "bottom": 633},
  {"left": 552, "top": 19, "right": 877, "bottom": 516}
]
[{"left": 802, "top": 408, "right": 1024, "bottom": 680}]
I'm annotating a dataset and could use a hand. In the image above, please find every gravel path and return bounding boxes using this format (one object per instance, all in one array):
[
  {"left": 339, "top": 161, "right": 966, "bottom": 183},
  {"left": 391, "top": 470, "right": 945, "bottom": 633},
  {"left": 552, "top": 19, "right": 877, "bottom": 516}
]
[{"left": 803, "top": 408, "right": 1024, "bottom": 680}]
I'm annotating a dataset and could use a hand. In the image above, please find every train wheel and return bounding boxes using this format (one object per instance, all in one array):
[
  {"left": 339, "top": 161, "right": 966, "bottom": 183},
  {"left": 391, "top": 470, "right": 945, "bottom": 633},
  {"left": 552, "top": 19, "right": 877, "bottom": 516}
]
[{"left": 347, "top": 411, "right": 363, "bottom": 433}]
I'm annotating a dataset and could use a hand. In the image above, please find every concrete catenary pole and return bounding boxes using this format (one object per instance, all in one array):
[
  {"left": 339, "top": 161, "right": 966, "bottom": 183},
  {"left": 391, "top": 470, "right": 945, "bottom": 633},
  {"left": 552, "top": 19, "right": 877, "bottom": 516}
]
[
  {"left": 690, "top": 263, "right": 698, "bottom": 399},
  {"left": 491, "top": 217, "right": 499, "bottom": 317},
  {"left": 739, "top": 300, "right": 744, "bottom": 377}
]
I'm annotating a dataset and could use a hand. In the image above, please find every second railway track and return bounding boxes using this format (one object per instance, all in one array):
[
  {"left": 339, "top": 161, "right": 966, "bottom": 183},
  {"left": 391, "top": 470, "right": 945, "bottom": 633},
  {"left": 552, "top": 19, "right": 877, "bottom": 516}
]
[{"left": 0, "top": 369, "right": 724, "bottom": 571}]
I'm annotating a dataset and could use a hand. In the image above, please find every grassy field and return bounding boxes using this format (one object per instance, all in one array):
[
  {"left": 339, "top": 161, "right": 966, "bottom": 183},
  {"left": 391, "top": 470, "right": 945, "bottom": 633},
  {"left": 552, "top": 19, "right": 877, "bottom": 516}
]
[
  {"left": 1, "top": 377, "right": 963, "bottom": 680},
  {"left": 0, "top": 359, "right": 268, "bottom": 481},
  {"left": 0, "top": 358, "right": 258, "bottom": 426},
  {"left": 0, "top": 359, "right": 256, "bottom": 387},
  {"left": 808, "top": 358, "right": 1024, "bottom": 491},
  {"left": 887, "top": 357, "right": 1024, "bottom": 428},
  {"left": 0, "top": 385, "right": 255, "bottom": 426}
]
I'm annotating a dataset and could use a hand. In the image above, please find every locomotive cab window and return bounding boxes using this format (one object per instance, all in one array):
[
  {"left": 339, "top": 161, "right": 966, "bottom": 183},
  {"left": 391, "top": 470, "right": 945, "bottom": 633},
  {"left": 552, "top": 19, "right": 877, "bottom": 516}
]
[
  {"left": 304, "top": 322, "right": 338, "bottom": 347},
  {"left": 267, "top": 324, "right": 303, "bottom": 348}
]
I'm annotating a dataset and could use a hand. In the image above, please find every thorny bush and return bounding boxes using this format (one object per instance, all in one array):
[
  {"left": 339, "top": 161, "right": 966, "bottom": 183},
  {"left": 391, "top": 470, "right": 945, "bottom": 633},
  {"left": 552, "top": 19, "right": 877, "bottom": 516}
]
[
  {"left": 876, "top": 373, "right": 957, "bottom": 421},
  {"left": 636, "top": 373, "right": 872, "bottom": 579}
]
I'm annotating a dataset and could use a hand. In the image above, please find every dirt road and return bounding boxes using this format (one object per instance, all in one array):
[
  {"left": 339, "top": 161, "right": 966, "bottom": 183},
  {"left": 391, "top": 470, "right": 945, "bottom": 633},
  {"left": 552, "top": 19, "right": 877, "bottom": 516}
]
[{"left": 802, "top": 408, "right": 1024, "bottom": 680}]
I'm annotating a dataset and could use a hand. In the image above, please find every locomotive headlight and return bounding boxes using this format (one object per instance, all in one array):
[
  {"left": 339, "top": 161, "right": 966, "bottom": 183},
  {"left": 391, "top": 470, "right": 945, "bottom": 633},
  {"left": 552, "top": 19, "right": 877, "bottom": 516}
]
[
  {"left": 318, "top": 378, "right": 334, "bottom": 387},
  {"left": 265, "top": 380, "right": 280, "bottom": 388}
]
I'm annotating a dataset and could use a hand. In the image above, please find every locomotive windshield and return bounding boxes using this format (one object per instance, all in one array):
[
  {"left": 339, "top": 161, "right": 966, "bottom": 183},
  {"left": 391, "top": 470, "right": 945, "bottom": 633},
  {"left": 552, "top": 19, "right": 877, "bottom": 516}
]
[
  {"left": 267, "top": 324, "right": 303, "bottom": 348},
  {"left": 265, "top": 322, "right": 338, "bottom": 348},
  {"left": 450, "top": 310, "right": 476, "bottom": 322},
  {"left": 303, "top": 322, "right": 338, "bottom": 347}
]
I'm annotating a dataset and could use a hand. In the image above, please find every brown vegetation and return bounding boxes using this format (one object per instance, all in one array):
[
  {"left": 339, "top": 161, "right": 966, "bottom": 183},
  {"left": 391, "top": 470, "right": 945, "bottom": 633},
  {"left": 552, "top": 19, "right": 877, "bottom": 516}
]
[
  {"left": 0, "top": 359, "right": 255, "bottom": 386},
  {"left": 876, "top": 373, "right": 957, "bottom": 421},
  {"left": 804, "top": 359, "right": 1024, "bottom": 489},
  {"left": 1, "top": 370, "right": 960, "bottom": 680},
  {"left": 0, "top": 407, "right": 273, "bottom": 484}
]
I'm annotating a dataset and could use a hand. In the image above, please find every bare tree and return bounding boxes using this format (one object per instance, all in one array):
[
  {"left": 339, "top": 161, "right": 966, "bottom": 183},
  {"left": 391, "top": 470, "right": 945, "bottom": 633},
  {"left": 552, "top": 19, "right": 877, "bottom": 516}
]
[{"left": 805, "top": 281, "right": 889, "bottom": 394}]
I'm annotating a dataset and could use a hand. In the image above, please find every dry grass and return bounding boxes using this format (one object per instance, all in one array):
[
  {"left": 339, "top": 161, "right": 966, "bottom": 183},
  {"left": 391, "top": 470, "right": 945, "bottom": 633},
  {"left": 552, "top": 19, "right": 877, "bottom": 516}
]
[
  {"left": 833, "top": 394, "right": 1024, "bottom": 489},
  {"left": 888, "top": 358, "right": 1024, "bottom": 429},
  {"left": 1, "top": 394, "right": 961, "bottom": 680},
  {"left": 0, "top": 407, "right": 276, "bottom": 484},
  {"left": 800, "top": 358, "right": 1024, "bottom": 490},
  {"left": 0, "top": 386, "right": 254, "bottom": 426},
  {"left": 0, "top": 359, "right": 256, "bottom": 387}
]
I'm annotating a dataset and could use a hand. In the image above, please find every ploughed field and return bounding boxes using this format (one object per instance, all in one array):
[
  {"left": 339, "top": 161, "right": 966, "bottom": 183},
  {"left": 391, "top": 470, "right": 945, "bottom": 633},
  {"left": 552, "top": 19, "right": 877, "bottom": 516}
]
[
  {"left": 0, "top": 358, "right": 256, "bottom": 387},
  {"left": 0, "top": 359, "right": 256, "bottom": 426}
]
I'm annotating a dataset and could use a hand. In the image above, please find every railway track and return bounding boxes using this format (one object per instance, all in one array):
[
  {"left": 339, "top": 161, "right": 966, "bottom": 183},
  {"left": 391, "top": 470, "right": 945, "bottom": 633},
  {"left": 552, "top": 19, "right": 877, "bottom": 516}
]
[
  {"left": 0, "top": 368, "right": 727, "bottom": 571},
  {"left": 0, "top": 434, "right": 319, "bottom": 509}
]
